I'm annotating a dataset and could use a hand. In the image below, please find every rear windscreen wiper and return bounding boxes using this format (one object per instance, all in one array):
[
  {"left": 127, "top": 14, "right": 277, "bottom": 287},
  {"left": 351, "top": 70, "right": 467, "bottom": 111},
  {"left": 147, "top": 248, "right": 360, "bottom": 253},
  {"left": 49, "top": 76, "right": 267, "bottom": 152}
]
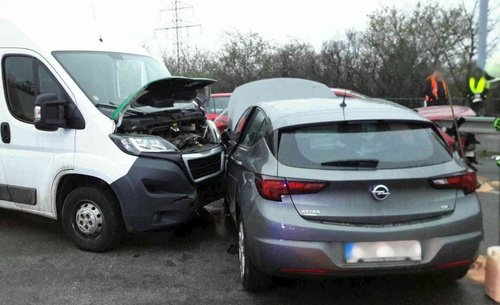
[{"left": 320, "top": 159, "right": 379, "bottom": 168}]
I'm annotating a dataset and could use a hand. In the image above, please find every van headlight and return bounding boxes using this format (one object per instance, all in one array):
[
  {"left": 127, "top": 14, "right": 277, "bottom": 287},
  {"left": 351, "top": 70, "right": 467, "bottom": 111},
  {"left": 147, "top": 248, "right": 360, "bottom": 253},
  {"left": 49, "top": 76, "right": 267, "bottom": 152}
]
[{"left": 110, "top": 134, "right": 179, "bottom": 155}]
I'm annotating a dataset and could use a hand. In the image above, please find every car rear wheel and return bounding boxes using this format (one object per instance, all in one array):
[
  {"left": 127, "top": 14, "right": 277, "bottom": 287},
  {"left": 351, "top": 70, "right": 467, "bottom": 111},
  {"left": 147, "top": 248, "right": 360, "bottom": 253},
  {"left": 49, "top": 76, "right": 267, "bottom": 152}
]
[
  {"left": 238, "top": 219, "right": 272, "bottom": 292},
  {"left": 62, "top": 186, "right": 124, "bottom": 252}
]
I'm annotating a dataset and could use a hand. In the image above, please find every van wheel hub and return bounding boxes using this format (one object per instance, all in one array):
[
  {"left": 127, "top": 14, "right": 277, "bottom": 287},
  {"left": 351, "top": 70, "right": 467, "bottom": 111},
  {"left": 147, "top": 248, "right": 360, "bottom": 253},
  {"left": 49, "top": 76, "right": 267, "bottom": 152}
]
[{"left": 75, "top": 201, "right": 103, "bottom": 236}]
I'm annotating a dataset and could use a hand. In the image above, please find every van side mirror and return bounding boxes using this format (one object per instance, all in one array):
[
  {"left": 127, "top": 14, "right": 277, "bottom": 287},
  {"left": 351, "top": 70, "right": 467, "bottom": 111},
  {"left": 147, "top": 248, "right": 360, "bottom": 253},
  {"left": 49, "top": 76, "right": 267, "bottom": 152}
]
[
  {"left": 221, "top": 129, "right": 233, "bottom": 144},
  {"left": 34, "top": 93, "right": 85, "bottom": 131}
]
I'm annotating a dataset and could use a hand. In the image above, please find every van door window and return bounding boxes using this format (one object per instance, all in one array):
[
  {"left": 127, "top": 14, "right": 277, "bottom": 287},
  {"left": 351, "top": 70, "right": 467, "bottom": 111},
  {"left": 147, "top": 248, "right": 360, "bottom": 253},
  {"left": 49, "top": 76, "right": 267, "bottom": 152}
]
[{"left": 3, "top": 56, "right": 68, "bottom": 123}]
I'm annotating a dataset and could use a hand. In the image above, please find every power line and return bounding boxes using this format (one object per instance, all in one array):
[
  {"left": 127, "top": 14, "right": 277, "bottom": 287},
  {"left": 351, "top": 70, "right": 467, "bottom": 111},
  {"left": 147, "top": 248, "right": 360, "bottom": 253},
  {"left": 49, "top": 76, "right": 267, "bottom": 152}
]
[{"left": 155, "top": 0, "right": 201, "bottom": 68}]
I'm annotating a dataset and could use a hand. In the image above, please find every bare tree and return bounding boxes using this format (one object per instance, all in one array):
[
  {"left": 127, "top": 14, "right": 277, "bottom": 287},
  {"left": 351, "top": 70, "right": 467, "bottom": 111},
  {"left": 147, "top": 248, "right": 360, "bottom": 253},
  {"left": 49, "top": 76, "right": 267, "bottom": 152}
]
[{"left": 156, "top": 1, "right": 499, "bottom": 114}]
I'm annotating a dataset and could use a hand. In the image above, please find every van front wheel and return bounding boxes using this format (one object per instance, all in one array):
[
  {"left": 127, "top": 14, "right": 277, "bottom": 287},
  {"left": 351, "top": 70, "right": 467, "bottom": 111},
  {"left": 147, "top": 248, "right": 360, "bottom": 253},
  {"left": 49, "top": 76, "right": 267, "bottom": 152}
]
[{"left": 62, "top": 186, "right": 123, "bottom": 252}]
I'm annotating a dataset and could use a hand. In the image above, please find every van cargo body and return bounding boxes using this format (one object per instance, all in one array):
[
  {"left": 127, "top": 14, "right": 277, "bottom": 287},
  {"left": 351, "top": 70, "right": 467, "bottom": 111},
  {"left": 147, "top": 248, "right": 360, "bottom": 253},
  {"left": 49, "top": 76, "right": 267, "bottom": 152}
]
[{"left": 0, "top": 18, "right": 223, "bottom": 251}]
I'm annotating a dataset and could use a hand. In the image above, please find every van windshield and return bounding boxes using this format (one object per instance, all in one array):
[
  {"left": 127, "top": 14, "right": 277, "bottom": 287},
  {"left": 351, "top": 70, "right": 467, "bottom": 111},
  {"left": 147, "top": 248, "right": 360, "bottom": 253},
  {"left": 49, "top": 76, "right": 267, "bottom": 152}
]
[{"left": 53, "top": 51, "right": 170, "bottom": 107}]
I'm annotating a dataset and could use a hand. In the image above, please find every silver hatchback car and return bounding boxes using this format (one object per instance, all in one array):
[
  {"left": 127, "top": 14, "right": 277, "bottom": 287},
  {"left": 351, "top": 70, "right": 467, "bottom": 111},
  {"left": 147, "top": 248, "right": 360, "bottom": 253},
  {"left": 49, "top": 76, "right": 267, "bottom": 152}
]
[{"left": 223, "top": 79, "right": 482, "bottom": 292}]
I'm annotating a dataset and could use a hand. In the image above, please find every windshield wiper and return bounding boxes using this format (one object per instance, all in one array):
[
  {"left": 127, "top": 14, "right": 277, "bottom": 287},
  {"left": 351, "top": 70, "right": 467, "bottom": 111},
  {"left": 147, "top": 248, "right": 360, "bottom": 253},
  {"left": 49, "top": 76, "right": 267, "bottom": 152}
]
[
  {"left": 95, "top": 103, "right": 144, "bottom": 115},
  {"left": 320, "top": 159, "right": 379, "bottom": 168}
]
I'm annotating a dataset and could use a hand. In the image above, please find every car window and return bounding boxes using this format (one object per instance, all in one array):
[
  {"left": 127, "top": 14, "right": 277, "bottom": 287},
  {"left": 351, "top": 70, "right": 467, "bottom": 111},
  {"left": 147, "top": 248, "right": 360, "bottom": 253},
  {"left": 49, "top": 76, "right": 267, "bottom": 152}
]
[
  {"left": 207, "top": 96, "right": 230, "bottom": 114},
  {"left": 278, "top": 121, "right": 452, "bottom": 169},
  {"left": 234, "top": 108, "right": 252, "bottom": 137},
  {"left": 240, "top": 110, "right": 268, "bottom": 147},
  {"left": 3, "top": 56, "right": 68, "bottom": 123}
]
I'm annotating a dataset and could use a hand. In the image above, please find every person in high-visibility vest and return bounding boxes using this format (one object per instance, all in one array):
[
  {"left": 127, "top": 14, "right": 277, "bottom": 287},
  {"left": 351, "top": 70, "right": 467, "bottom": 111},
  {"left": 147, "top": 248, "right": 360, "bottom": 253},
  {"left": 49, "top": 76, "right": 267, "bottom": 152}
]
[
  {"left": 467, "top": 69, "right": 491, "bottom": 116},
  {"left": 423, "top": 68, "right": 449, "bottom": 106},
  {"left": 485, "top": 54, "right": 500, "bottom": 166},
  {"left": 469, "top": 75, "right": 490, "bottom": 99},
  {"left": 493, "top": 118, "right": 500, "bottom": 167}
]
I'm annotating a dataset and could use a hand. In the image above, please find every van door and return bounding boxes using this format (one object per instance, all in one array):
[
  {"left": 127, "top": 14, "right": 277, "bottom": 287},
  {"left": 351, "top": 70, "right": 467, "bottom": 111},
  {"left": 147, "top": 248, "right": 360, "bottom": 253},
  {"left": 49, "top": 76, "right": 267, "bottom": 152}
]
[
  {"left": 0, "top": 51, "right": 76, "bottom": 216},
  {"left": 0, "top": 154, "right": 9, "bottom": 205}
]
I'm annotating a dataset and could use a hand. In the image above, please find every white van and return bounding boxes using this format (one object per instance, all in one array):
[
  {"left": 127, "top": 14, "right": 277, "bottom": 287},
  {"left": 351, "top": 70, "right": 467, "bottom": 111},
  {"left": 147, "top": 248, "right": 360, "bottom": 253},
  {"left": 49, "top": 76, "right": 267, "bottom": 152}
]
[{"left": 0, "top": 19, "right": 224, "bottom": 251}]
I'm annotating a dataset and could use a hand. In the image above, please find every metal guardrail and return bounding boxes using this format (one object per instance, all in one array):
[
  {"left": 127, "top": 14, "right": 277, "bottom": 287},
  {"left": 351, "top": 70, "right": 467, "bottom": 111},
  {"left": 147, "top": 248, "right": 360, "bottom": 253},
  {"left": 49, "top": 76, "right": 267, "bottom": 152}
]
[{"left": 438, "top": 117, "right": 497, "bottom": 134}]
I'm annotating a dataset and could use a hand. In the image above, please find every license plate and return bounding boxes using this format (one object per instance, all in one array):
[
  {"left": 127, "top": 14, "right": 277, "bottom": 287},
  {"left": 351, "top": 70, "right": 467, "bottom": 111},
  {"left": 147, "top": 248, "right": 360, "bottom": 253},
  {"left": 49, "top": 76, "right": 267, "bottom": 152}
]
[{"left": 345, "top": 240, "right": 422, "bottom": 263}]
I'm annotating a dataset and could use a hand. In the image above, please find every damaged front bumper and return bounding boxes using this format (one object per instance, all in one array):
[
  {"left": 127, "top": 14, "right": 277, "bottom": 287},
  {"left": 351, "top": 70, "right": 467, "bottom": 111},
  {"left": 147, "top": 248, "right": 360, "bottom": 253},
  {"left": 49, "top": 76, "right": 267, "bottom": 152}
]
[{"left": 110, "top": 145, "right": 224, "bottom": 232}]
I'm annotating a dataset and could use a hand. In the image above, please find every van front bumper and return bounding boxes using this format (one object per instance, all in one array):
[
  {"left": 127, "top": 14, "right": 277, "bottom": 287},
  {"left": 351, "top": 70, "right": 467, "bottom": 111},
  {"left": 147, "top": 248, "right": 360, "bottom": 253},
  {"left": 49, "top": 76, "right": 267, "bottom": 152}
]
[{"left": 110, "top": 152, "right": 223, "bottom": 232}]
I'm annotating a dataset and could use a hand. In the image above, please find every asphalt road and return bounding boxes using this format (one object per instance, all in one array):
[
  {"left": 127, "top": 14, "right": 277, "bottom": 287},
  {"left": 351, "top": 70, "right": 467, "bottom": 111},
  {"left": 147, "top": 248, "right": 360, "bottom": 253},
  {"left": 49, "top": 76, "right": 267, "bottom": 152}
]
[{"left": 0, "top": 157, "right": 498, "bottom": 305}]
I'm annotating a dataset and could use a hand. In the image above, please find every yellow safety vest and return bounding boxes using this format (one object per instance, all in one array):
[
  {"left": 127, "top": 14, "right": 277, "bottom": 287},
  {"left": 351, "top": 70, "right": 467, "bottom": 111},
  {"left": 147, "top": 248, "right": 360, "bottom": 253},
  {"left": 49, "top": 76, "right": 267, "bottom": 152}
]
[{"left": 469, "top": 76, "right": 489, "bottom": 94}]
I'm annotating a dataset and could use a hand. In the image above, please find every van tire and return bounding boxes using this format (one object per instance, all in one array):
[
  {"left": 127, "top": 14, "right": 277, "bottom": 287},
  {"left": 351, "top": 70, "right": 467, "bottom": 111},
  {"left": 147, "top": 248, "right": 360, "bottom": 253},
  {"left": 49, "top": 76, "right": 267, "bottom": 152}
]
[{"left": 62, "top": 186, "right": 123, "bottom": 252}]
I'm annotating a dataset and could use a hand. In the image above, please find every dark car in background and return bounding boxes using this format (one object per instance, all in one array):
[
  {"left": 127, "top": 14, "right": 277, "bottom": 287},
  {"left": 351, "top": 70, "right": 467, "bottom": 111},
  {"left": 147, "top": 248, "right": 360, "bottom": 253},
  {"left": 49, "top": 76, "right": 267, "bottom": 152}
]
[
  {"left": 206, "top": 93, "right": 232, "bottom": 121},
  {"left": 223, "top": 78, "right": 482, "bottom": 292}
]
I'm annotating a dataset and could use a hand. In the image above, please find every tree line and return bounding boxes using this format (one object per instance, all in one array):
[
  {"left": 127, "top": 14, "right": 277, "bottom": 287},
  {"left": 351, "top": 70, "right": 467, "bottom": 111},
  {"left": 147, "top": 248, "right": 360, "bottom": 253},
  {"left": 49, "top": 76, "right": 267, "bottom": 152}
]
[{"left": 161, "top": 1, "right": 499, "bottom": 113}]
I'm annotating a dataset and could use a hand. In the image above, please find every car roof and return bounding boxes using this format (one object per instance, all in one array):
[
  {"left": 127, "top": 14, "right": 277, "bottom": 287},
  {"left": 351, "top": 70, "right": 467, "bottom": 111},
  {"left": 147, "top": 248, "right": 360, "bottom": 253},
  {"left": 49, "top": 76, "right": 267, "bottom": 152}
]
[{"left": 258, "top": 98, "right": 429, "bottom": 130}]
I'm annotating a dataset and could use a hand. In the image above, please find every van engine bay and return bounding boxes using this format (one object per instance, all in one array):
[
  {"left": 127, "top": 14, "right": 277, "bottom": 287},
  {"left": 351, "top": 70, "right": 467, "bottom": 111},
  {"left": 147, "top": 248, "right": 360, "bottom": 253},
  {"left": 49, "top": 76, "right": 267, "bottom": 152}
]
[{"left": 117, "top": 109, "right": 219, "bottom": 153}]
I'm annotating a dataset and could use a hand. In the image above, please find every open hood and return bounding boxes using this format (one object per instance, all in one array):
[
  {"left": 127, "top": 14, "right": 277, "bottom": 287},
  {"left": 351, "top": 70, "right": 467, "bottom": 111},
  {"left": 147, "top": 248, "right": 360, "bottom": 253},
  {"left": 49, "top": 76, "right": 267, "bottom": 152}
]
[
  {"left": 227, "top": 78, "right": 335, "bottom": 131},
  {"left": 112, "top": 77, "right": 216, "bottom": 121}
]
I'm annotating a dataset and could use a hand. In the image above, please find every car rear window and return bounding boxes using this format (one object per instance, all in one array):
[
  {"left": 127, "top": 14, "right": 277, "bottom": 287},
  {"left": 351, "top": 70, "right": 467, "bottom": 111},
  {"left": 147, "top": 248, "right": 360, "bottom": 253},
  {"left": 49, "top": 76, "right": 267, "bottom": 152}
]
[{"left": 278, "top": 121, "right": 452, "bottom": 169}]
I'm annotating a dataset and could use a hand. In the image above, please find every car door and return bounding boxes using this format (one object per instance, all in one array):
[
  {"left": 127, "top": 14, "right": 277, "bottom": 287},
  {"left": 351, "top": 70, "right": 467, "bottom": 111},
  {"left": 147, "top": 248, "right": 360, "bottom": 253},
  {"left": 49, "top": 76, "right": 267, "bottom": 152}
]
[
  {"left": 226, "top": 108, "right": 269, "bottom": 216},
  {"left": 0, "top": 50, "right": 76, "bottom": 215}
]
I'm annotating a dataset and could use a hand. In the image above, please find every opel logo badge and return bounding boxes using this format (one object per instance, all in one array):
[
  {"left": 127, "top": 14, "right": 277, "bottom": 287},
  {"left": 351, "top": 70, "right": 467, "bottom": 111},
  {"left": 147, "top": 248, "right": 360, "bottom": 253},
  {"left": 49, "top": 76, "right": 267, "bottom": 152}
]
[{"left": 371, "top": 185, "right": 390, "bottom": 201}]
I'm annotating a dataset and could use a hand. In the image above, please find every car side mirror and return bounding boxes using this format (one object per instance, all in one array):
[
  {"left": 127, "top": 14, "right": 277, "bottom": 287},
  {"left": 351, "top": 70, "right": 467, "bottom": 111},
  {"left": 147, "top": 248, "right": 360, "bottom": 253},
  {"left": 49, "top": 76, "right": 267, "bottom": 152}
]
[{"left": 34, "top": 93, "right": 85, "bottom": 131}]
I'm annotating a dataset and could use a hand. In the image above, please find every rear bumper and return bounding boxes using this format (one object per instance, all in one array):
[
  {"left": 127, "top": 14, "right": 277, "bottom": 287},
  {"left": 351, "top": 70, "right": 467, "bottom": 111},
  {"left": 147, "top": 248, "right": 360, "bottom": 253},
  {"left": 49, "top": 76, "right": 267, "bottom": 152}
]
[
  {"left": 252, "top": 231, "right": 481, "bottom": 276},
  {"left": 244, "top": 194, "right": 483, "bottom": 276}
]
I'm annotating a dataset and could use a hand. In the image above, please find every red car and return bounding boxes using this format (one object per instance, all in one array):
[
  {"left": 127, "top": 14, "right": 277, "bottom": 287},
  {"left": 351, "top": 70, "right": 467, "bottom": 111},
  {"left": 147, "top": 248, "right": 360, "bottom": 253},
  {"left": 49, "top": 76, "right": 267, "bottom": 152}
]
[
  {"left": 415, "top": 105, "right": 476, "bottom": 121},
  {"left": 416, "top": 105, "right": 479, "bottom": 170},
  {"left": 205, "top": 93, "right": 231, "bottom": 121},
  {"left": 331, "top": 88, "right": 368, "bottom": 99},
  {"left": 213, "top": 108, "right": 229, "bottom": 133}
]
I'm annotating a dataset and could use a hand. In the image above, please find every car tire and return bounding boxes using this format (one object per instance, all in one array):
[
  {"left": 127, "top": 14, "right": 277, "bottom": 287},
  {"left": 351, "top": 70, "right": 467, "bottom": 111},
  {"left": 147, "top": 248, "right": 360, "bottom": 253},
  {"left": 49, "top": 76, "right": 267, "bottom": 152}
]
[
  {"left": 62, "top": 186, "right": 124, "bottom": 252},
  {"left": 238, "top": 219, "right": 272, "bottom": 292}
]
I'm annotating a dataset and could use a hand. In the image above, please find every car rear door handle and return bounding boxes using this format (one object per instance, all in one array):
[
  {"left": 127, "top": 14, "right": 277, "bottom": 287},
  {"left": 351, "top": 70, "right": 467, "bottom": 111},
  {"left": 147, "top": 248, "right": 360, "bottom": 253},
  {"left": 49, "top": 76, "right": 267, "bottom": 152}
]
[{"left": 1, "top": 122, "right": 10, "bottom": 144}]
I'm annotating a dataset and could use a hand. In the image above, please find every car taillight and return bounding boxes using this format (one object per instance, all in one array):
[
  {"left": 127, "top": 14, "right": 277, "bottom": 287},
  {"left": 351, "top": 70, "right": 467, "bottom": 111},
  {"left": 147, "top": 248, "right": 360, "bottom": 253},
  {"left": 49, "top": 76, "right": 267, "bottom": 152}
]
[
  {"left": 430, "top": 171, "right": 477, "bottom": 194},
  {"left": 255, "top": 175, "right": 329, "bottom": 201}
]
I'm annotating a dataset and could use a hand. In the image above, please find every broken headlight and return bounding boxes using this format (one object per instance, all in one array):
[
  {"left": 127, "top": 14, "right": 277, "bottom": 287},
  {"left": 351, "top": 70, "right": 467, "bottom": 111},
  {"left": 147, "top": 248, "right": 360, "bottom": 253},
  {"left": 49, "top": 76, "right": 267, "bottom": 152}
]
[{"left": 110, "top": 134, "right": 179, "bottom": 155}]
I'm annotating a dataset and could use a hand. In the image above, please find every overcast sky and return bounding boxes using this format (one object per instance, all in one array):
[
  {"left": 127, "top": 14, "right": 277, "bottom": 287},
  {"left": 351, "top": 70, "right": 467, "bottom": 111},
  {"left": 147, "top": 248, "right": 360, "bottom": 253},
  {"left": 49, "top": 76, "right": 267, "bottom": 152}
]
[{"left": 0, "top": 0, "right": 498, "bottom": 56}]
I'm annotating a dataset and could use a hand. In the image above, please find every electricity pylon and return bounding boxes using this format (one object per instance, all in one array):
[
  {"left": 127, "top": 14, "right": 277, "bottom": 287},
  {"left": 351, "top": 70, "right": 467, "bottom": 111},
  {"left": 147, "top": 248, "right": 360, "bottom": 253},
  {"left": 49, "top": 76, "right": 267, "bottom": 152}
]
[{"left": 155, "top": 0, "right": 201, "bottom": 68}]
